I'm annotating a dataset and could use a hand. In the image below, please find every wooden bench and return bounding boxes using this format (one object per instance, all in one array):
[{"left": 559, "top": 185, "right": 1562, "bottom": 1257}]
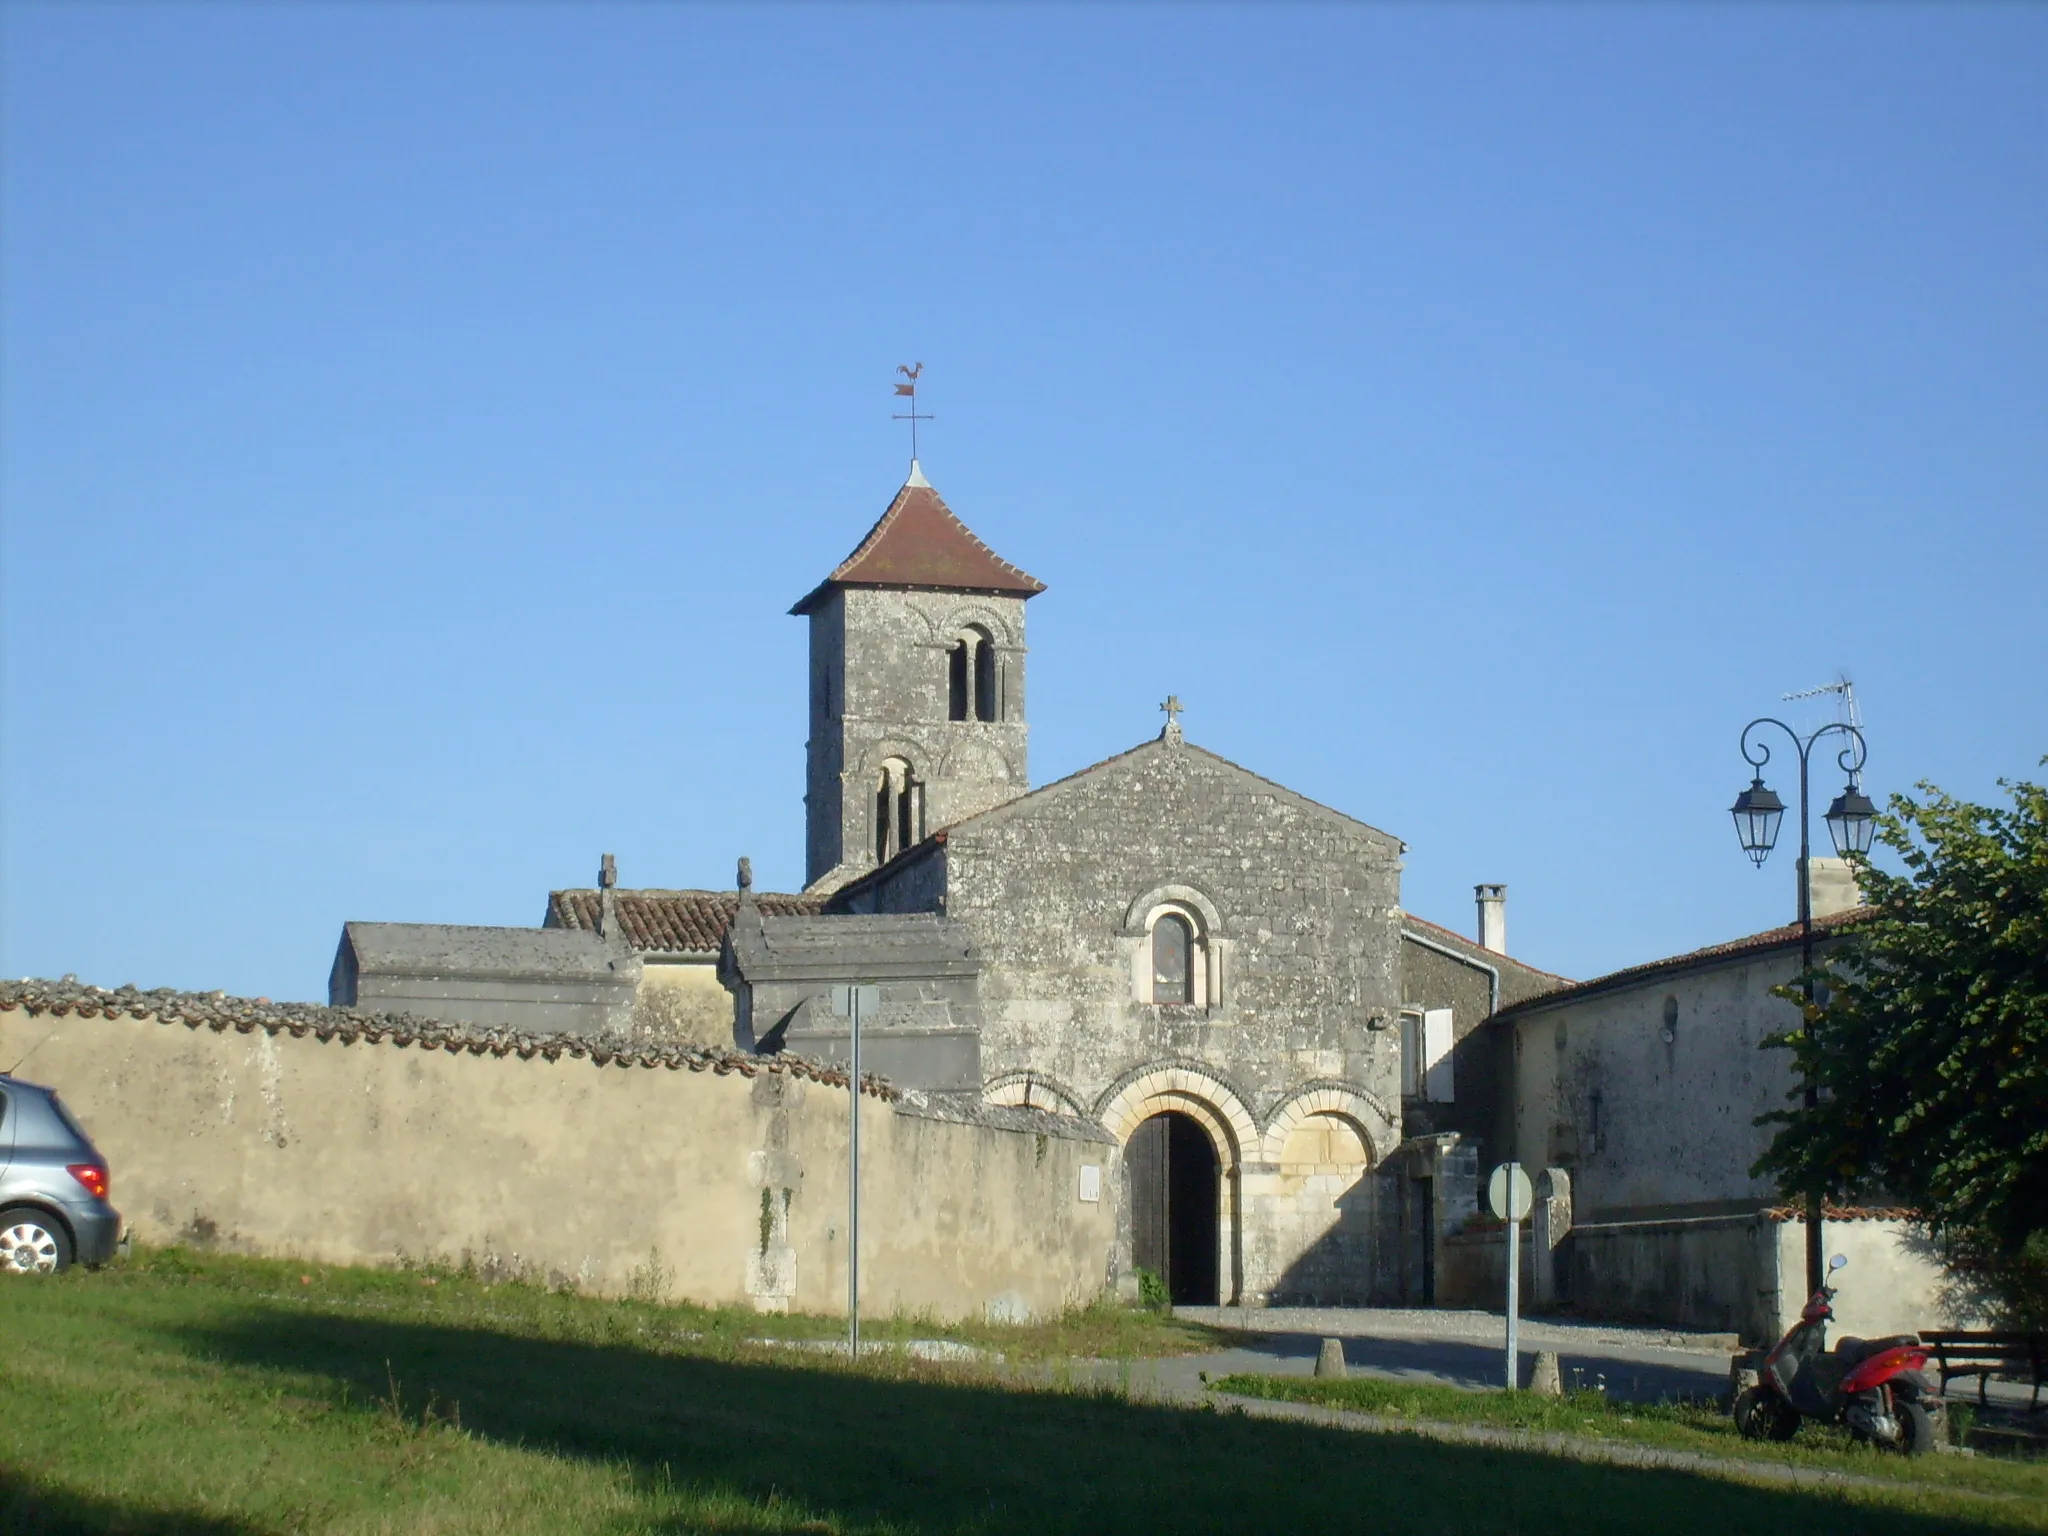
[{"left": 1919, "top": 1331, "right": 2048, "bottom": 1412}]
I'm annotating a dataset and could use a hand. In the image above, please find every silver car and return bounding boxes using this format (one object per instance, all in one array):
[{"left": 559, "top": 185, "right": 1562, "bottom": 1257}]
[{"left": 0, "top": 1073, "right": 121, "bottom": 1273}]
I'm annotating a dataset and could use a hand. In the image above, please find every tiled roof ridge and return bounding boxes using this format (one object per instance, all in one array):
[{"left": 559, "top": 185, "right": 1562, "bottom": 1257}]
[
  {"left": 793, "top": 477, "right": 1045, "bottom": 612},
  {"left": 0, "top": 978, "right": 895, "bottom": 1099},
  {"left": 1763, "top": 1203, "right": 1919, "bottom": 1223},
  {"left": 547, "top": 888, "right": 822, "bottom": 955},
  {"left": 831, "top": 480, "right": 1044, "bottom": 591},
  {"left": 1398, "top": 912, "right": 1575, "bottom": 984},
  {"left": 1491, "top": 906, "right": 1877, "bottom": 1021}
]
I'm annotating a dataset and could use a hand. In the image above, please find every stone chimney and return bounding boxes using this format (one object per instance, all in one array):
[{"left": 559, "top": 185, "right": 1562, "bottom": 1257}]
[
  {"left": 1807, "top": 857, "right": 1863, "bottom": 921},
  {"left": 596, "top": 853, "right": 620, "bottom": 941},
  {"left": 1475, "top": 883, "right": 1507, "bottom": 954}
]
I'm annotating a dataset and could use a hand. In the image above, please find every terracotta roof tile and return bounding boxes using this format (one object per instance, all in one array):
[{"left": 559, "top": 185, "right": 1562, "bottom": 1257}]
[
  {"left": 1399, "top": 913, "right": 1574, "bottom": 985},
  {"left": 0, "top": 978, "right": 894, "bottom": 1096},
  {"left": 1492, "top": 907, "right": 1875, "bottom": 1020},
  {"left": 791, "top": 470, "right": 1044, "bottom": 614},
  {"left": 546, "top": 888, "right": 820, "bottom": 955}
]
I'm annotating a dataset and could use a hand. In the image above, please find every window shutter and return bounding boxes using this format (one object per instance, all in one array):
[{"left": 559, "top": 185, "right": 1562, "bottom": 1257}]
[{"left": 1423, "top": 1008, "right": 1455, "bottom": 1103}]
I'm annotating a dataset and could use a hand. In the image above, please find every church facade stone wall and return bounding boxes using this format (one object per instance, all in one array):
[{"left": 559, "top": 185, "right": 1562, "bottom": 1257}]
[{"left": 841, "top": 736, "right": 1408, "bottom": 1304}]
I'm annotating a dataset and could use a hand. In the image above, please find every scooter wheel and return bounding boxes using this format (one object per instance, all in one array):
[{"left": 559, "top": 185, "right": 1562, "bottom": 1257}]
[
  {"left": 1733, "top": 1387, "right": 1798, "bottom": 1442},
  {"left": 1897, "top": 1402, "right": 1935, "bottom": 1457}
]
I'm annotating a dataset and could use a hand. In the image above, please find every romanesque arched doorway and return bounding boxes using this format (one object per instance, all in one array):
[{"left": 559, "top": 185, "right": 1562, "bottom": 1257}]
[{"left": 1127, "top": 1110, "right": 1220, "bottom": 1305}]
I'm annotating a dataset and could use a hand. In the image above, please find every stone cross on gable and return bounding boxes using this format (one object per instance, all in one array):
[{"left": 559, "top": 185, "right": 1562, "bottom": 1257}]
[{"left": 1159, "top": 694, "right": 1184, "bottom": 744}]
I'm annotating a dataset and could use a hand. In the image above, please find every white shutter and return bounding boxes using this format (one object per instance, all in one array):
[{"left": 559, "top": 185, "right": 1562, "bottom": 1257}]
[{"left": 1423, "top": 1007, "right": 1456, "bottom": 1103}]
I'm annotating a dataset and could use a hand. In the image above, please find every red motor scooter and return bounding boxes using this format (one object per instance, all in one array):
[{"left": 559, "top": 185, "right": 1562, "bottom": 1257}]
[{"left": 1733, "top": 1253, "right": 1944, "bottom": 1455}]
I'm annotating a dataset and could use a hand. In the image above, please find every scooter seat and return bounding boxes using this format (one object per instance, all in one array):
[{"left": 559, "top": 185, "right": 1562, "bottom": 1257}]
[{"left": 1833, "top": 1333, "right": 1921, "bottom": 1365}]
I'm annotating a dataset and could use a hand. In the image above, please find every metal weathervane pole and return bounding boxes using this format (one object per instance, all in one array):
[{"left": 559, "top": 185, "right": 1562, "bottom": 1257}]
[{"left": 892, "top": 362, "right": 932, "bottom": 464}]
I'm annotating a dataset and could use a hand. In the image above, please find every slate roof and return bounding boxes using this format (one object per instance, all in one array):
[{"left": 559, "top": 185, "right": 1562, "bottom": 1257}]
[
  {"left": 547, "top": 888, "right": 821, "bottom": 956},
  {"left": 735, "top": 911, "right": 979, "bottom": 981},
  {"left": 790, "top": 464, "right": 1045, "bottom": 614},
  {"left": 341, "top": 922, "right": 630, "bottom": 982},
  {"left": 0, "top": 977, "right": 896, "bottom": 1096},
  {"left": 1489, "top": 907, "right": 1874, "bottom": 1021}
]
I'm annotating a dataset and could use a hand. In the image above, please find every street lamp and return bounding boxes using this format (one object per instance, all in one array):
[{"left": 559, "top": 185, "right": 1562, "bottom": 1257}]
[{"left": 1730, "top": 716, "right": 1871, "bottom": 1297}]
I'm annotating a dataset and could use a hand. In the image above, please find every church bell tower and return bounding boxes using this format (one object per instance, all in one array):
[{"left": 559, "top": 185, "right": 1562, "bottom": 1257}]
[{"left": 792, "top": 462, "right": 1044, "bottom": 893}]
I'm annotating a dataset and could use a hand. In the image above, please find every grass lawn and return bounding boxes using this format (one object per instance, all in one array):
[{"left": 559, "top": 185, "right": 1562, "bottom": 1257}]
[
  {"left": 0, "top": 1248, "right": 2039, "bottom": 1535},
  {"left": 1213, "top": 1373, "right": 2048, "bottom": 1505}
]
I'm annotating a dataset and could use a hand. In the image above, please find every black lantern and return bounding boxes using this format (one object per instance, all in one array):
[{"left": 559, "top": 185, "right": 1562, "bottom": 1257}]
[
  {"left": 1730, "top": 777, "right": 1785, "bottom": 866},
  {"left": 1825, "top": 783, "right": 1878, "bottom": 857}
]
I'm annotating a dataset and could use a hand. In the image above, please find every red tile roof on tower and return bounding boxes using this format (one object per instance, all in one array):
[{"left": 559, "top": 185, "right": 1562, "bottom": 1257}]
[{"left": 790, "top": 462, "right": 1046, "bottom": 614}]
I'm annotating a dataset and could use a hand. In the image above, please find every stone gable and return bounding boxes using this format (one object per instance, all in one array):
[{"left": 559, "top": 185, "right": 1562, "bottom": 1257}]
[{"left": 843, "top": 734, "right": 1405, "bottom": 1127}]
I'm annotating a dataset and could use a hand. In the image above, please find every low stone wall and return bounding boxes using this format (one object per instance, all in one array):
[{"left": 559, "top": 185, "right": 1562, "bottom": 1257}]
[
  {"left": 1565, "top": 1213, "right": 1779, "bottom": 1341},
  {"left": 1439, "top": 1209, "right": 1964, "bottom": 1344},
  {"left": 0, "top": 982, "right": 1116, "bottom": 1322},
  {"left": 1566, "top": 1209, "right": 1971, "bottom": 1344},
  {"left": 1437, "top": 1221, "right": 1534, "bottom": 1310}
]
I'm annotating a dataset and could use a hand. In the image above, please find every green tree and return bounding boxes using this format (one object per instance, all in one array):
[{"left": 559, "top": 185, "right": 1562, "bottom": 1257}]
[{"left": 1754, "top": 767, "right": 2048, "bottom": 1326}]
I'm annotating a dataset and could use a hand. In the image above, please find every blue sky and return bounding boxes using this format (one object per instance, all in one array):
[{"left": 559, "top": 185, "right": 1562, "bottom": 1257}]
[{"left": 3, "top": 3, "right": 2043, "bottom": 1000}]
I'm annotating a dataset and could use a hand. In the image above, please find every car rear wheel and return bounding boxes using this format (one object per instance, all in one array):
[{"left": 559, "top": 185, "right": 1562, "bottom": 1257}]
[{"left": 0, "top": 1208, "right": 73, "bottom": 1274}]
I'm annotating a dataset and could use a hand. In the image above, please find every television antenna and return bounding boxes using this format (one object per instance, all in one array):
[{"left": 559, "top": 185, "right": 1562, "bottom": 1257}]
[{"left": 1783, "top": 675, "right": 1863, "bottom": 786}]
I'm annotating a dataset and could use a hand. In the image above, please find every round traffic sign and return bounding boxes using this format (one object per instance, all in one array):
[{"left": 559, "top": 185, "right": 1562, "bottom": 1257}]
[{"left": 1488, "top": 1163, "right": 1534, "bottom": 1222}]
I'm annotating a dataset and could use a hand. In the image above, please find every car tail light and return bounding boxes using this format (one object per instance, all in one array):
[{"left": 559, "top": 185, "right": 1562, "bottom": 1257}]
[{"left": 67, "top": 1164, "right": 109, "bottom": 1200}]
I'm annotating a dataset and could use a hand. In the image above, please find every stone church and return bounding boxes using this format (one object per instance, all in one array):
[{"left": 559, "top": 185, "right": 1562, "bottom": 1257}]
[{"left": 337, "top": 461, "right": 1562, "bottom": 1308}]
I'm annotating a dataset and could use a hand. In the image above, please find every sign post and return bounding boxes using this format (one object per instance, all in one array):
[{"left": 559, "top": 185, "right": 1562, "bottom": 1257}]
[
  {"left": 1488, "top": 1161, "right": 1534, "bottom": 1391},
  {"left": 831, "top": 984, "right": 879, "bottom": 1358}
]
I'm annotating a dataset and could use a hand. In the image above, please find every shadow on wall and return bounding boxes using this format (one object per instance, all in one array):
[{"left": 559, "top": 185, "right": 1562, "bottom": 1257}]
[
  {"left": 158, "top": 1312, "right": 1970, "bottom": 1536},
  {"left": 1267, "top": 1174, "right": 1380, "bottom": 1306}
]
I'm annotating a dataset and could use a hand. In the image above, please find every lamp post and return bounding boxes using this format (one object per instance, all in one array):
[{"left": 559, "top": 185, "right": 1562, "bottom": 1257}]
[{"left": 1730, "top": 718, "right": 1874, "bottom": 1296}]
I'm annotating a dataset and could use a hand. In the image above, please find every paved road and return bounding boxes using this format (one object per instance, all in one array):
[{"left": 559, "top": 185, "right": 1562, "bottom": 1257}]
[{"left": 1074, "top": 1306, "right": 1741, "bottom": 1406}]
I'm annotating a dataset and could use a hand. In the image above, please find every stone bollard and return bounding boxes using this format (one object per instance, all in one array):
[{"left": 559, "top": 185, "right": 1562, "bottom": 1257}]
[
  {"left": 1315, "top": 1338, "right": 1348, "bottom": 1380},
  {"left": 1529, "top": 1350, "right": 1563, "bottom": 1397}
]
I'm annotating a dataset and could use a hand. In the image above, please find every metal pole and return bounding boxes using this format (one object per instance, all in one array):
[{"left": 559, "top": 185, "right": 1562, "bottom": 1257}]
[
  {"left": 1738, "top": 716, "right": 1867, "bottom": 1303},
  {"left": 849, "top": 986, "right": 861, "bottom": 1360},
  {"left": 1796, "top": 739, "right": 1823, "bottom": 1300},
  {"left": 1505, "top": 1161, "right": 1520, "bottom": 1391}
]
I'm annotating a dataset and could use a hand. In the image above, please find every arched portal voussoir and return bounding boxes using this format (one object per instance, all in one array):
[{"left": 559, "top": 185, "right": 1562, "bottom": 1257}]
[
  {"left": 1096, "top": 1063, "right": 1259, "bottom": 1165},
  {"left": 1260, "top": 1080, "right": 1396, "bottom": 1167}
]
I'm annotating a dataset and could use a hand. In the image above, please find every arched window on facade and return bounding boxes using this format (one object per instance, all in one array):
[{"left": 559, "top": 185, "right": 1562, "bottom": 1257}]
[
  {"left": 946, "top": 625, "right": 999, "bottom": 723},
  {"left": 1151, "top": 912, "right": 1195, "bottom": 1005},
  {"left": 873, "top": 757, "right": 921, "bottom": 864}
]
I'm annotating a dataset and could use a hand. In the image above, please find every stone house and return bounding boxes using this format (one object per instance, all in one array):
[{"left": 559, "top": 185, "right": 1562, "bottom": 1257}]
[{"left": 1453, "top": 884, "right": 1962, "bottom": 1342}]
